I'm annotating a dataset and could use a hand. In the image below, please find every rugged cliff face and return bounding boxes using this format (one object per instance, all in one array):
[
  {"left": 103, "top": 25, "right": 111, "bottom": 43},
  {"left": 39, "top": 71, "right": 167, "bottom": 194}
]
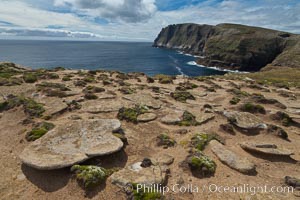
[{"left": 153, "top": 23, "right": 300, "bottom": 71}]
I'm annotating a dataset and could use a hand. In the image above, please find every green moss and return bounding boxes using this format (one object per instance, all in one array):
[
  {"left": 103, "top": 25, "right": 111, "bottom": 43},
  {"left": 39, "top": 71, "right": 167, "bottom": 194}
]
[
  {"left": 271, "top": 111, "right": 293, "bottom": 126},
  {"left": 117, "top": 105, "right": 148, "bottom": 123},
  {"left": 155, "top": 74, "right": 174, "bottom": 84},
  {"left": 0, "top": 77, "right": 23, "bottom": 86},
  {"left": 119, "top": 86, "right": 135, "bottom": 94},
  {"left": 147, "top": 76, "right": 155, "bottom": 83},
  {"left": 71, "top": 165, "right": 108, "bottom": 189},
  {"left": 23, "top": 73, "right": 38, "bottom": 83},
  {"left": 171, "top": 91, "right": 195, "bottom": 103},
  {"left": 0, "top": 95, "right": 45, "bottom": 117},
  {"left": 83, "top": 76, "right": 95, "bottom": 83},
  {"left": 26, "top": 122, "right": 55, "bottom": 141},
  {"left": 62, "top": 76, "right": 71, "bottom": 81},
  {"left": 84, "top": 92, "right": 98, "bottom": 100},
  {"left": 177, "top": 111, "right": 199, "bottom": 126},
  {"left": 103, "top": 79, "right": 112, "bottom": 85},
  {"left": 240, "top": 102, "right": 266, "bottom": 114},
  {"left": 74, "top": 80, "right": 87, "bottom": 87},
  {"left": 157, "top": 134, "right": 176, "bottom": 147},
  {"left": 228, "top": 88, "right": 250, "bottom": 97},
  {"left": 83, "top": 86, "right": 105, "bottom": 93},
  {"left": 133, "top": 190, "right": 163, "bottom": 200},
  {"left": 191, "top": 133, "right": 221, "bottom": 151},
  {"left": 230, "top": 96, "right": 240, "bottom": 105},
  {"left": 188, "top": 151, "right": 216, "bottom": 176}
]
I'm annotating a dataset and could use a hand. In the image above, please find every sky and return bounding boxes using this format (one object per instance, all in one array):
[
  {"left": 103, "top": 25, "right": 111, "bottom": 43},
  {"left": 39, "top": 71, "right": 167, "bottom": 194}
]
[{"left": 0, "top": 0, "right": 299, "bottom": 41}]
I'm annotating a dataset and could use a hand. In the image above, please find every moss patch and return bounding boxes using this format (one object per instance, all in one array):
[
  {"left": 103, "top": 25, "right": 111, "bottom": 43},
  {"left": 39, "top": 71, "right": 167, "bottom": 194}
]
[
  {"left": 240, "top": 102, "right": 266, "bottom": 114},
  {"left": 188, "top": 151, "right": 216, "bottom": 176},
  {"left": 0, "top": 95, "right": 45, "bottom": 118},
  {"left": 177, "top": 111, "right": 200, "bottom": 126},
  {"left": 154, "top": 74, "right": 174, "bottom": 84},
  {"left": 23, "top": 73, "right": 38, "bottom": 83},
  {"left": 229, "top": 96, "right": 240, "bottom": 105},
  {"left": 26, "top": 122, "right": 55, "bottom": 141},
  {"left": 71, "top": 165, "right": 108, "bottom": 189},
  {"left": 271, "top": 111, "right": 293, "bottom": 126},
  {"left": 157, "top": 134, "right": 176, "bottom": 148},
  {"left": 191, "top": 133, "right": 222, "bottom": 151},
  {"left": 171, "top": 91, "right": 195, "bottom": 103},
  {"left": 117, "top": 106, "right": 148, "bottom": 123}
]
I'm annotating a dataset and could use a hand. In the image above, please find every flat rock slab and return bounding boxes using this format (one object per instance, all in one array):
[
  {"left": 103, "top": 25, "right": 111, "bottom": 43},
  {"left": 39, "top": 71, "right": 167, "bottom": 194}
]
[
  {"left": 240, "top": 142, "right": 293, "bottom": 156},
  {"left": 37, "top": 97, "right": 68, "bottom": 116},
  {"left": 137, "top": 113, "right": 157, "bottom": 122},
  {"left": 161, "top": 110, "right": 184, "bottom": 125},
  {"left": 20, "top": 119, "right": 123, "bottom": 170},
  {"left": 196, "top": 113, "right": 215, "bottom": 125},
  {"left": 123, "top": 93, "right": 161, "bottom": 109},
  {"left": 82, "top": 100, "right": 133, "bottom": 113},
  {"left": 111, "top": 162, "right": 168, "bottom": 187},
  {"left": 210, "top": 140, "right": 256, "bottom": 174},
  {"left": 223, "top": 111, "right": 267, "bottom": 130},
  {"left": 97, "top": 92, "right": 117, "bottom": 99}
]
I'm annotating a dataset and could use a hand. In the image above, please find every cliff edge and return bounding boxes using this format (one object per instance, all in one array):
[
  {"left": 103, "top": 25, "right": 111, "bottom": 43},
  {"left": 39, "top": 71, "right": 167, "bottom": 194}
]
[{"left": 153, "top": 23, "right": 300, "bottom": 71}]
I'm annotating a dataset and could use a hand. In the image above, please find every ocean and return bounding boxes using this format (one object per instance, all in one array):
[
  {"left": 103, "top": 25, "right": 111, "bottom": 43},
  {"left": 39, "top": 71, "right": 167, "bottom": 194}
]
[{"left": 0, "top": 40, "right": 227, "bottom": 77}]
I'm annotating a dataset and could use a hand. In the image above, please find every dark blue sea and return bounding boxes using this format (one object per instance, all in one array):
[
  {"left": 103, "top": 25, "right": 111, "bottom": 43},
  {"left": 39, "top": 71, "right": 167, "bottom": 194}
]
[{"left": 0, "top": 40, "right": 227, "bottom": 76}]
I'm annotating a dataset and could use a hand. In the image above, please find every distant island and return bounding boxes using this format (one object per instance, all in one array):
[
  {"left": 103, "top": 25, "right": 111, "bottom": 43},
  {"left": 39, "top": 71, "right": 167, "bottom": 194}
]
[{"left": 153, "top": 23, "right": 300, "bottom": 71}]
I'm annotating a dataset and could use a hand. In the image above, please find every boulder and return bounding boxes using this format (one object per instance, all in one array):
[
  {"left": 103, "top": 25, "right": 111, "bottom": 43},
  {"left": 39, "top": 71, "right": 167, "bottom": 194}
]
[
  {"left": 210, "top": 140, "right": 256, "bottom": 174},
  {"left": 123, "top": 93, "right": 161, "bottom": 109},
  {"left": 240, "top": 142, "right": 293, "bottom": 156},
  {"left": 137, "top": 113, "right": 157, "bottom": 122},
  {"left": 20, "top": 119, "right": 123, "bottom": 170},
  {"left": 223, "top": 111, "right": 267, "bottom": 130}
]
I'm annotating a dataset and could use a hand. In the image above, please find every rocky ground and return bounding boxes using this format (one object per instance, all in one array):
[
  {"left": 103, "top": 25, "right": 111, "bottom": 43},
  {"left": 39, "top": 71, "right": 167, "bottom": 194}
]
[{"left": 0, "top": 62, "right": 300, "bottom": 200}]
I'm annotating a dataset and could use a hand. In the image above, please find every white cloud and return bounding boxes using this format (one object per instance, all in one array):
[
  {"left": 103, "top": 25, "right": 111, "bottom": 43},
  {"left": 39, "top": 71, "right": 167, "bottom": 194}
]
[
  {"left": 0, "top": 0, "right": 299, "bottom": 41},
  {"left": 53, "top": 0, "right": 157, "bottom": 23}
]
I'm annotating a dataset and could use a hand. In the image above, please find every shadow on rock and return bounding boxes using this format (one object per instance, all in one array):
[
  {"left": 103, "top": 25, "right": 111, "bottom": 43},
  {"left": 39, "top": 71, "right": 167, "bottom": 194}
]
[
  {"left": 21, "top": 164, "right": 71, "bottom": 192},
  {"left": 83, "top": 149, "right": 128, "bottom": 169},
  {"left": 245, "top": 151, "right": 298, "bottom": 164}
]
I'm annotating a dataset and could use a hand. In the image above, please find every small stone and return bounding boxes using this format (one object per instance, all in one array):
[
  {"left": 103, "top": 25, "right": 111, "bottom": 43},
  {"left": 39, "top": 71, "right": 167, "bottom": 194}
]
[
  {"left": 151, "top": 154, "right": 174, "bottom": 166},
  {"left": 137, "top": 113, "right": 157, "bottom": 122},
  {"left": 161, "top": 110, "right": 184, "bottom": 125},
  {"left": 141, "top": 158, "right": 152, "bottom": 168},
  {"left": 285, "top": 176, "right": 300, "bottom": 188},
  {"left": 174, "top": 129, "right": 188, "bottom": 134}
]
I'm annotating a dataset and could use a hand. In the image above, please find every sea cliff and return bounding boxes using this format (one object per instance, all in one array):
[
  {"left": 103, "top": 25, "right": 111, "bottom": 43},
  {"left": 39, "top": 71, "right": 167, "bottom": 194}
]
[{"left": 153, "top": 23, "right": 300, "bottom": 71}]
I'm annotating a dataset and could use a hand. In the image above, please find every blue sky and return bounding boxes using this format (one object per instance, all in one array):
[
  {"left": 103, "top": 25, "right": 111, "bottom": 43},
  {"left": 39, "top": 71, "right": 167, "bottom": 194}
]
[{"left": 0, "top": 0, "right": 299, "bottom": 41}]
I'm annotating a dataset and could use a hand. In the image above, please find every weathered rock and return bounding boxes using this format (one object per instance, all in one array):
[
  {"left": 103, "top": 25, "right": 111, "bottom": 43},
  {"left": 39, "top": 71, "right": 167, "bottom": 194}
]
[
  {"left": 210, "top": 140, "right": 256, "bottom": 174},
  {"left": 151, "top": 154, "right": 174, "bottom": 166},
  {"left": 97, "top": 92, "right": 117, "bottom": 100},
  {"left": 224, "top": 111, "right": 267, "bottom": 130},
  {"left": 110, "top": 162, "right": 168, "bottom": 187},
  {"left": 37, "top": 97, "right": 68, "bottom": 116},
  {"left": 195, "top": 113, "right": 215, "bottom": 125},
  {"left": 137, "top": 113, "right": 157, "bottom": 122},
  {"left": 20, "top": 119, "right": 123, "bottom": 170},
  {"left": 123, "top": 93, "right": 161, "bottom": 109},
  {"left": 161, "top": 109, "right": 184, "bottom": 124},
  {"left": 240, "top": 142, "right": 293, "bottom": 156},
  {"left": 82, "top": 100, "right": 133, "bottom": 113}
]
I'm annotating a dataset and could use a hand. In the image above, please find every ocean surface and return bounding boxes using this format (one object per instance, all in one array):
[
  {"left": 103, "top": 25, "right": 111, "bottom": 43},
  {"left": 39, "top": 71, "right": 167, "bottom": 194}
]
[{"left": 0, "top": 40, "right": 227, "bottom": 77}]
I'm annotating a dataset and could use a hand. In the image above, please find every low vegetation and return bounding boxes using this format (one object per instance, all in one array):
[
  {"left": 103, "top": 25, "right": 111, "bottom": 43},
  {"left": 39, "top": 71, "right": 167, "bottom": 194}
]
[{"left": 26, "top": 122, "right": 55, "bottom": 141}]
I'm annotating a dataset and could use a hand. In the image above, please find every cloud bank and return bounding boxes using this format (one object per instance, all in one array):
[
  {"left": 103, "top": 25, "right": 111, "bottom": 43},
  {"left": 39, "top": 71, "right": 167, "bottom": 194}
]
[{"left": 0, "top": 0, "right": 299, "bottom": 41}]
